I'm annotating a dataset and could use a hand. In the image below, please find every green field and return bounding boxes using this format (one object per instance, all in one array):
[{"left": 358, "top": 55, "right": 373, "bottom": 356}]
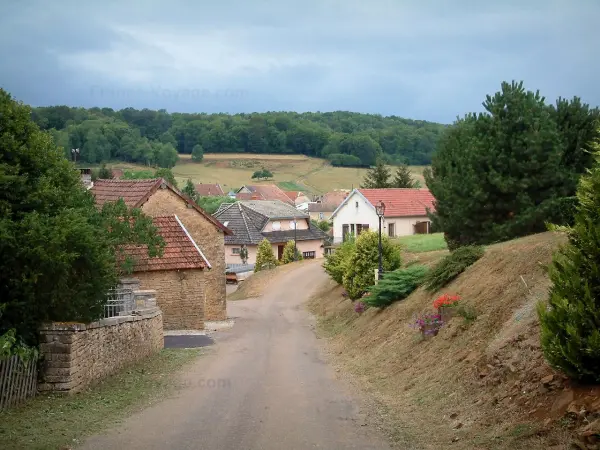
[
  {"left": 393, "top": 233, "right": 447, "bottom": 253},
  {"left": 110, "top": 154, "right": 427, "bottom": 195}
]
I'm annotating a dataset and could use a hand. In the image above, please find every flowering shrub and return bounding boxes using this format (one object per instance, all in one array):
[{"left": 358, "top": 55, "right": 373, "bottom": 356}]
[
  {"left": 354, "top": 301, "right": 366, "bottom": 314},
  {"left": 412, "top": 313, "right": 444, "bottom": 336},
  {"left": 433, "top": 293, "right": 461, "bottom": 309}
]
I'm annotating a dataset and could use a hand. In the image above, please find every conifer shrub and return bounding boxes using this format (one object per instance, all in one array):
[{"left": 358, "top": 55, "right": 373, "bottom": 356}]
[
  {"left": 538, "top": 145, "right": 600, "bottom": 382},
  {"left": 423, "top": 245, "right": 484, "bottom": 292},
  {"left": 323, "top": 237, "right": 356, "bottom": 284},
  {"left": 254, "top": 238, "right": 278, "bottom": 272},
  {"left": 281, "top": 240, "right": 303, "bottom": 264},
  {"left": 342, "top": 231, "right": 402, "bottom": 300},
  {"left": 365, "top": 265, "right": 428, "bottom": 308}
]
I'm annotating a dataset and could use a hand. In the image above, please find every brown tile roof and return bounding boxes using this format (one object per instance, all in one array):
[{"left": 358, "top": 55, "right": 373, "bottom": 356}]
[
  {"left": 240, "top": 185, "right": 294, "bottom": 204},
  {"left": 124, "top": 215, "right": 209, "bottom": 272},
  {"left": 91, "top": 179, "right": 162, "bottom": 208},
  {"left": 195, "top": 183, "right": 224, "bottom": 196},
  {"left": 320, "top": 191, "right": 349, "bottom": 206},
  {"left": 283, "top": 191, "right": 300, "bottom": 201},
  {"left": 91, "top": 178, "right": 232, "bottom": 235}
]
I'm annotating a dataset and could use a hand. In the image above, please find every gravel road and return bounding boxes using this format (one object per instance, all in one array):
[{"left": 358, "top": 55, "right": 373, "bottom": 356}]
[{"left": 81, "top": 260, "right": 392, "bottom": 450}]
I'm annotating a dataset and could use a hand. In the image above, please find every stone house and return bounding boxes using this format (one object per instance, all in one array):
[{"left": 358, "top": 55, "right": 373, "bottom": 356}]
[
  {"left": 214, "top": 200, "right": 328, "bottom": 265},
  {"left": 91, "top": 178, "right": 232, "bottom": 320},
  {"left": 330, "top": 188, "right": 435, "bottom": 244},
  {"left": 123, "top": 215, "right": 209, "bottom": 330}
]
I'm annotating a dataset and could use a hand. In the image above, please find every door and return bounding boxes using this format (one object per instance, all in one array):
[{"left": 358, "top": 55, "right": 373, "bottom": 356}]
[
  {"left": 388, "top": 223, "right": 395, "bottom": 237},
  {"left": 278, "top": 244, "right": 285, "bottom": 260}
]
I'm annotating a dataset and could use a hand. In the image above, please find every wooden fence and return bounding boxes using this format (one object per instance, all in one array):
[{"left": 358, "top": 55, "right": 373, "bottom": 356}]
[{"left": 0, "top": 355, "right": 38, "bottom": 410}]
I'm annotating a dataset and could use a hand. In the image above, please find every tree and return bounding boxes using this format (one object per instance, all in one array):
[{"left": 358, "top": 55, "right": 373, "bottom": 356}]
[
  {"left": 361, "top": 159, "right": 391, "bottom": 188},
  {"left": 392, "top": 164, "right": 417, "bottom": 188},
  {"left": 323, "top": 237, "right": 356, "bottom": 284},
  {"left": 538, "top": 140, "right": 600, "bottom": 382},
  {"left": 251, "top": 168, "right": 274, "bottom": 180},
  {"left": 98, "top": 164, "right": 113, "bottom": 179},
  {"left": 182, "top": 179, "right": 199, "bottom": 203},
  {"left": 196, "top": 195, "right": 235, "bottom": 214},
  {"left": 281, "top": 240, "right": 303, "bottom": 264},
  {"left": 342, "top": 231, "right": 402, "bottom": 300},
  {"left": 154, "top": 168, "right": 178, "bottom": 187},
  {"left": 0, "top": 89, "right": 163, "bottom": 346},
  {"left": 426, "top": 81, "right": 569, "bottom": 248},
  {"left": 262, "top": 169, "right": 273, "bottom": 179},
  {"left": 254, "top": 238, "right": 278, "bottom": 272},
  {"left": 192, "top": 144, "right": 204, "bottom": 162}
]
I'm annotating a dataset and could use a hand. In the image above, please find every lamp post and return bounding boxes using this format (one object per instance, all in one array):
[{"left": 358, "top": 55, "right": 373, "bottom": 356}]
[
  {"left": 375, "top": 200, "right": 386, "bottom": 280},
  {"left": 293, "top": 216, "right": 298, "bottom": 261}
]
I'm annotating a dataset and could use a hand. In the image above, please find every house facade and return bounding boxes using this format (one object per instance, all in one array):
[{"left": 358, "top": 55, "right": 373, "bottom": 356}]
[
  {"left": 91, "top": 178, "right": 233, "bottom": 321},
  {"left": 330, "top": 188, "right": 435, "bottom": 243},
  {"left": 124, "top": 215, "right": 209, "bottom": 330},
  {"left": 214, "top": 200, "right": 328, "bottom": 265},
  {"left": 309, "top": 191, "right": 349, "bottom": 222}
]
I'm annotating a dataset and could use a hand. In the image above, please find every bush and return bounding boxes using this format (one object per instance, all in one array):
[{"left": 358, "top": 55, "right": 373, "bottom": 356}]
[
  {"left": 323, "top": 238, "right": 356, "bottom": 284},
  {"left": 423, "top": 245, "right": 484, "bottom": 292},
  {"left": 342, "top": 231, "right": 402, "bottom": 300},
  {"left": 365, "top": 265, "right": 428, "bottom": 308},
  {"left": 538, "top": 145, "right": 600, "bottom": 382},
  {"left": 254, "top": 238, "right": 278, "bottom": 272},
  {"left": 281, "top": 240, "right": 302, "bottom": 264}
]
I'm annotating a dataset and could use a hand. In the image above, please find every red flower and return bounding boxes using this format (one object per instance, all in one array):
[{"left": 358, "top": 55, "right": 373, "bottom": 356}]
[{"left": 433, "top": 294, "right": 461, "bottom": 309}]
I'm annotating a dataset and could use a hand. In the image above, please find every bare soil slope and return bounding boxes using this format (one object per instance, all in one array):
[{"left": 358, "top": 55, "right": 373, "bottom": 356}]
[{"left": 310, "top": 232, "right": 600, "bottom": 449}]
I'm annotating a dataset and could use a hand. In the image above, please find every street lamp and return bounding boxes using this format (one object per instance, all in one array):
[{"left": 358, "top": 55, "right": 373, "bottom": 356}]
[
  {"left": 293, "top": 216, "right": 298, "bottom": 261},
  {"left": 375, "top": 200, "right": 386, "bottom": 280}
]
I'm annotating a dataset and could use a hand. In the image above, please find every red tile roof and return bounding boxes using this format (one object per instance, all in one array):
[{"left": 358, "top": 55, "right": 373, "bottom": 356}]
[
  {"left": 283, "top": 191, "right": 300, "bottom": 201},
  {"left": 91, "top": 178, "right": 232, "bottom": 235},
  {"left": 195, "top": 183, "right": 224, "bottom": 196},
  {"left": 123, "top": 216, "right": 209, "bottom": 272},
  {"left": 358, "top": 189, "right": 435, "bottom": 217},
  {"left": 242, "top": 185, "right": 294, "bottom": 204},
  {"left": 92, "top": 179, "right": 162, "bottom": 207}
]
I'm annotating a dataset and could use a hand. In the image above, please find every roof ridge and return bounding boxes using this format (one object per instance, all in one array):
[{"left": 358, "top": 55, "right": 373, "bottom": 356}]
[{"left": 239, "top": 203, "right": 255, "bottom": 243}]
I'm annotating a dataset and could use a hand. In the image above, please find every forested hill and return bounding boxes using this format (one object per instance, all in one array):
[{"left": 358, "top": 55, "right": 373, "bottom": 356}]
[{"left": 31, "top": 106, "right": 446, "bottom": 168}]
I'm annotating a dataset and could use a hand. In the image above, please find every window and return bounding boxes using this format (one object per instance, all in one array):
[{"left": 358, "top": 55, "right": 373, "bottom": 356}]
[
  {"left": 356, "top": 224, "right": 362, "bottom": 235},
  {"left": 271, "top": 221, "right": 281, "bottom": 231},
  {"left": 388, "top": 223, "right": 395, "bottom": 237},
  {"left": 232, "top": 248, "right": 241, "bottom": 255},
  {"left": 355, "top": 201, "right": 359, "bottom": 208},
  {"left": 363, "top": 224, "right": 369, "bottom": 232},
  {"left": 290, "top": 220, "right": 296, "bottom": 230},
  {"left": 319, "top": 212, "right": 324, "bottom": 220},
  {"left": 303, "top": 251, "right": 316, "bottom": 259},
  {"left": 342, "top": 224, "right": 349, "bottom": 241},
  {"left": 350, "top": 224, "right": 355, "bottom": 235}
]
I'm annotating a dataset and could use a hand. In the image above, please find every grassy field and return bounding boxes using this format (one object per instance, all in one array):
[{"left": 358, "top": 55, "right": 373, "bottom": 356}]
[
  {"left": 0, "top": 349, "right": 203, "bottom": 450},
  {"left": 109, "top": 154, "right": 427, "bottom": 195},
  {"left": 393, "top": 232, "right": 447, "bottom": 253}
]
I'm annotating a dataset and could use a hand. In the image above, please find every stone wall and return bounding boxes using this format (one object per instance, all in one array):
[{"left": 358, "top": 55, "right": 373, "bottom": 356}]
[
  {"left": 142, "top": 187, "right": 227, "bottom": 320},
  {"left": 39, "top": 307, "right": 163, "bottom": 394},
  {"left": 135, "top": 269, "right": 204, "bottom": 330}
]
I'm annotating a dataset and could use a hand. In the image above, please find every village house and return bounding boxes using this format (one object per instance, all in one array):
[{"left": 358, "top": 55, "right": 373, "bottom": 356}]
[
  {"left": 236, "top": 185, "right": 294, "bottom": 205},
  {"left": 91, "top": 178, "right": 232, "bottom": 321},
  {"left": 195, "top": 183, "right": 225, "bottom": 197},
  {"left": 330, "top": 188, "right": 435, "bottom": 243},
  {"left": 123, "top": 215, "right": 209, "bottom": 330},
  {"left": 214, "top": 200, "right": 328, "bottom": 265},
  {"left": 283, "top": 190, "right": 311, "bottom": 207}
]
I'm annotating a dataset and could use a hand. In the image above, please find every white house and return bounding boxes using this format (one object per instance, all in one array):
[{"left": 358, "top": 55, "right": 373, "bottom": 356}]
[{"left": 330, "top": 188, "right": 436, "bottom": 243}]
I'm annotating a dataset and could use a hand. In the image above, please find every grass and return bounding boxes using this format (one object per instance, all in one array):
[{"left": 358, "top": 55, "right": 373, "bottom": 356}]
[
  {"left": 108, "top": 154, "right": 426, "bottom": 195},
  {"left": 0, "top": 349, "right": 204, "bottom": 450},
  {"left": 394, "top": 233, "right": 447, "bottom": 253}
]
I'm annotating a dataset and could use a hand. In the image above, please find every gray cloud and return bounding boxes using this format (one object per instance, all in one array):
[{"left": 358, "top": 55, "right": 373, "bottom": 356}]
[{"left": 0, "top": 0, "right": 598, "bottom": 123}]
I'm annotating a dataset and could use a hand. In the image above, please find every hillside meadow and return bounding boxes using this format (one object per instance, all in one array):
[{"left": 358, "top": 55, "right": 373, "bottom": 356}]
[{"left": 107, "top": 153, "right": 427, "bottom": 194}]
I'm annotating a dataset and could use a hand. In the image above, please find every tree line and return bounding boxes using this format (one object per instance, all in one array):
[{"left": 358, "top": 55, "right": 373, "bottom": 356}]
[{"left": 31, "top": 107, "right": 446, "bottom": 168}]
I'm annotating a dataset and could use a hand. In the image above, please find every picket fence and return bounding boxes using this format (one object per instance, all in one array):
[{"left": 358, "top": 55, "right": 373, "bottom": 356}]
[{"left": 0, "top": 355, "right": 38, "bottom": 410}]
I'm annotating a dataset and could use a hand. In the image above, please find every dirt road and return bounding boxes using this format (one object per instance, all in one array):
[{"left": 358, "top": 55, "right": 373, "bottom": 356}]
[{"left": 81, "top": 261, "right": 392, "bottom": 450}]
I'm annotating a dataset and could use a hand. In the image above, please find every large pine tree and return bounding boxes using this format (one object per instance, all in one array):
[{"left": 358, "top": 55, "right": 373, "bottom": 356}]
[
  {"left": 392, "top": 164, "right": 418, "bottom": 188},
  {"left": 538, "top": 138, "right": 600, "bottom": 382},
  {"left": 425, "top": 81, "right": 569, "bottom": 248},
  {"left": 361, "top": 159, "right": 390, "bottom": 188}
]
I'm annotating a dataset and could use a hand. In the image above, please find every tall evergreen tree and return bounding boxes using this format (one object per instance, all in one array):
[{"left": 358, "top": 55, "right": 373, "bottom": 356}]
[
  {"left": 425, "top": 81, "right": 569, "bottom": 248},
  {"left": 538, "top": 138, "right": 600, "bottom": 382},
  {"left": 392, "top": 164, "right": 417, "bottom": 188},
  {"left": 182, "top": 179, "right": 199, "bottom": 203},
  {"left": 361, "top": 159, "right": 391, "bottom": 188}
]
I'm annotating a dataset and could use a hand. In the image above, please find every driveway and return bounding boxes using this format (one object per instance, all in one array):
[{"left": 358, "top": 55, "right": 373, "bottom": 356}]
[{"left": 81, "top": 260, "right": 392, "bottom": 450}]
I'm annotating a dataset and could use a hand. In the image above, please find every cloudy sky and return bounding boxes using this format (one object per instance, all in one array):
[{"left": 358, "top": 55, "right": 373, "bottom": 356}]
[{"left": 0, "top": 0, "right": 597, "bottom": 123}]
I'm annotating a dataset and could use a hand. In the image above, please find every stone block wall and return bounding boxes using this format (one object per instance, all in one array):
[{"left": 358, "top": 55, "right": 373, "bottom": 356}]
[
  {"left": 39, "top": 307, "right": 163, "bottom": 394},
  {"left": 142, "top": 187, "right": 227, "bottom": 320},
  {"left": 135, "top": 269, "right": 204, "bottom": 330}
]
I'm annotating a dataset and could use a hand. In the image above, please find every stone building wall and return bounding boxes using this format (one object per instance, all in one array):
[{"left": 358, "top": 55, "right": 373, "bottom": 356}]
[
  {"left": 142, "top": 187, "right": 227, "bottom": 320},
  {"left": 39, "top": 308, "right": 163, "bottom": 393},
  {"left": 135, "top": 269, "right": 204, "bottom": 330}
]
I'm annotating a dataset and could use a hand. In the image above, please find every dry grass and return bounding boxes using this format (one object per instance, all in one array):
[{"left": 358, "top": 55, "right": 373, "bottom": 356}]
[
  {"left": 108, "top": 155, "right": 426, "bottom": 195},
  {"left": 309, "top": 232, "right": 583, "bottom": 449}
]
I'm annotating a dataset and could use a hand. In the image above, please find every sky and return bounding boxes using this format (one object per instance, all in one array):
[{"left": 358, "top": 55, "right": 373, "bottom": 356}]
[{"left": 0, "top": 0, "right": 598, "bottom": 123}]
